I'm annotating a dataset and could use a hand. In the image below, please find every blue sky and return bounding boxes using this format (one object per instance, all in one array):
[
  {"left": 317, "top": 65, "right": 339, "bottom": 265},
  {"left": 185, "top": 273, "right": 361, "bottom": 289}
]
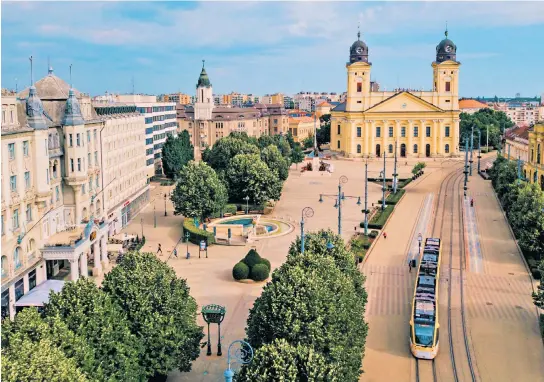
[{"left": 2, "top": 1, "right": 543, "bottom": 98}]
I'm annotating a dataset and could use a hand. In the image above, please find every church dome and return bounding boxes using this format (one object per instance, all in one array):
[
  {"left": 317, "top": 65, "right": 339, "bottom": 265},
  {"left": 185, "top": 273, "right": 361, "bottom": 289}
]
[
  {"left": 196, "top": 61, "right": 212, "bottom": 88},
  {"left": 349, "top": 30, "right": 369, "bottom": 64},
  {"left": 436, "top": 29, "right": 457, "bottom": 63}
]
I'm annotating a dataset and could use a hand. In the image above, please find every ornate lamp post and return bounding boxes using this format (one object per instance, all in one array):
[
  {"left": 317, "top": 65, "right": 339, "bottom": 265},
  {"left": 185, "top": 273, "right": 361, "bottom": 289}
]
[
  {"left": 224, "top": 340, "right": 254, "bottom": 382},
  {"left": 300, "top": 207, "right": 314, "bottom": 254},
  {"left": 319, "top": 176, "right": 360, "bottom": 236},
  {"left": 201, "top": 304, "right": 226, "bottom": 356},
  {"left": 477, "top": 129, "right": 482, "bottom": 174},
  {"left": 463, "top": 136, "right": 469, "bottom": 198},
  {"left": 185, "top": 231, "right": 190, "bottom": 259},
  {"left": 164, "top": 193, "right": 168, "bottom": 216},
  {"left": 418, "top": 233, "right": 423, "bottom": 255},
  {"left": 363, "top": 161, "right": 369, "bottom": 236},
  {"left": 244, "top": 196, "right": 250, "bottom": 214}
]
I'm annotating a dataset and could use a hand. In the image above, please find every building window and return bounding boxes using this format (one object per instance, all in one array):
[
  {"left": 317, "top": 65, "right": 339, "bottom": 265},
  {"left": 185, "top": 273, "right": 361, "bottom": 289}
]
[
  {"left": 46, "top": 169, "right": 49, "bottom": 184},
  {"left": 389, "top": 126, "right": 393, "bottom": 138},
  {"left": 88, "top": 153, "right": 91, "bottom": 167},
  {"left": 337, "top": 140, "right": 340, "bottom": 149},
  {"left": 357, "top": 127, "right": 362, "bottom": 137},
  {"left": 94, "top": 129, "right": 97, "bottom": 141},
  {"left": 69, "top": 134, "right": 73, "bottom": 146},
  {"left": 15, "top": 278, "right": 24, "bottom": 300},
  {"left": 357, "top": 144, "right": 361, "bottom": 154},
  {"left": 29, "top": 269, "right": 37, "bottom": 290},
  {"left": 413, "top": 144, "right": 418, "bottom": 153},
  {"left": 94, "top": 151, "right": 98, "bottom": 165},
  {"left": 89, "top": 177, "right": 93, "bottom": 191},
  {"left": 82, "top": 184, "right": 86, "bottom": 194},
  {"left": 56, "top": 186, "right": 60, "bottom": 201},
  {"left": 25, "top": 172, "right": 30, "bottom": 189},
  {"left": 8, "top": 143, "right": 15, "bottom": 159},
  {"left": 401, "top": 127, "right": 406, "bottom": 137},
  {"left": 538, "top": 144, "right": 541, "bottom": 164},
  {"left": 445, "top": 82, "right": 451, "bottom": 92},
  {"left": 77, "top": 158, "right": 81, "bottom": 171},
  {"left": 76, "top": 133, "right": 81, "bottom": 146},
  {"left": 376, "top": 127, "right": 381, "bottom": 138},
  {"left": 414, "top": 126, "right": 419, "bottom": 137},
  {"left": 23, "top": 141, "right": 29, "bottom": 156},
  {"left": 13, "top": 209, "right": 19, "bottom": 229},
  {"left": 70, "top": 159, "right": 74, "bottom": 172},
  {"left": 10, "top": 175, "right": 17, "bottom": 192},
  {"left": 426, "top": 126, "right": 431, "bottom": 137},
  {"left": 87, "top": 131, "right": 91, "bottom": 143},
  {"left": 26, "top": 204, "right": 32, "bottom": 222},
  {"left": 445, "top": 126, "right": 450, "bottom": 137},
  {"left": 337, "top": 125, "right": 341, "bottom": 135},
  {"left": 96, "top": 177, "right": 99, "bottom": 188},
  {"left": 357, "top": 82, "right": 362, "bottom": 92},
  {"left": 445, "top": 144, "right": 450, "bottom": 154},
  {"left": 388, "top": 144, "right": 393, "bottom": 154},
  {"left": 1, "top": 215, "right": 4, "bottom": 236}
]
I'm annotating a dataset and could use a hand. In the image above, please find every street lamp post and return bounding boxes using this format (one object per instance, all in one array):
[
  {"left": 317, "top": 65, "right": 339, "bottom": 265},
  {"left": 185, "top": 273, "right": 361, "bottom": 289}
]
[
  {"left": 463, "top": 137, "right": 469, "bottom": 198},
  {"left": 393, "top": 141, "right": 398, "bottom": 194},
  {"left": 153, "top": 203, "right": 157, "bottom": 228},
  {"left": 517, "top": 155, "right": 522, "bottom": 181},
  {"left": 418, "top": 233, "right": 423, "bottom": 255},
  {"left": 469, "top": 125, "right": 474, "bottom": 176},
  {"left": 185, "top": 231, "right": 190, "bottom": 259},
  {"left": 477, "top": 129, "right": 482, "bottom": 174},
  {"left": 140, "top": 218, "right": 144, "bottom": 238},
  {"left": 319, "top": 176, "right": 360, "bottom": 236},
  {"left": 300, "top": 207, "right": 314, "bottom": 254},
  {"left": 224, "top": 340, "right": 254, "bottom": 382},
  {"left": 363, "top": 161, "right": 369, "bottom": 236},
  {"left": 382, "top": 152, "right": 386, "bottom": 210},
  {"left": 486, "top": 124, "right": 489, "bottom": 152},
  {"left": 244, "top": 196, "right": 250, "bottom": 214},
  {"left": 164, "top": 193, "right": 168, "bottom": 216}
]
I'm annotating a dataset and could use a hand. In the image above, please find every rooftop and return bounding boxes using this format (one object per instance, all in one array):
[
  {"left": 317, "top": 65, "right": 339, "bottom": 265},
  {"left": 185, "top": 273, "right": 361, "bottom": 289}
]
[{"left": 459, "top": 99, "right": 490, "bottom": 109}]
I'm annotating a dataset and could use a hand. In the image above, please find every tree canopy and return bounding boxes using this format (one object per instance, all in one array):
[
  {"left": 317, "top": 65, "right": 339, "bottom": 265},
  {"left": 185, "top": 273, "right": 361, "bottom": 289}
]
[
  {"left": 161, "top": 131, "right": 194, "bottom": 179},
  {"left": 171, "top": 160, "right": 228, "bottom": 220},
  {"left": 102, "top": 252, "right": 203, "bottom": 377},
  {"left": 316, "top": 114, "right": 331, "bottom": 147},
  {"left": 204, "top": 136, "right": 260, "bottom": 172},
  {"left": 290, "top": 145, "right": 306, "bottom": 169},
  {"left": 460, "top": 108, "right": 514, "bottom": 148},
  {"left": 261, "top": 144, "right": 290, "bottom": 181},
  {"left": 225, "top": 153, "right": 283, "bottom": 204}
]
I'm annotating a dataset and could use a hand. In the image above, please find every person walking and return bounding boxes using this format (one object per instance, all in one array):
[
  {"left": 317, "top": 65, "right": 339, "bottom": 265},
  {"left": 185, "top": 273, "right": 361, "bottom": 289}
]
[
  {"left": 383, "top": 232, "right": 387, "bottom": 239},
  {"left": 408, "top": 259, "right": 412, "bottom": 273},
  {"left": 172, "top": 248, "right": 178, "bottom": 258},
  {"left": 157, "top": 243, "right": 163, "bottom": 254}
]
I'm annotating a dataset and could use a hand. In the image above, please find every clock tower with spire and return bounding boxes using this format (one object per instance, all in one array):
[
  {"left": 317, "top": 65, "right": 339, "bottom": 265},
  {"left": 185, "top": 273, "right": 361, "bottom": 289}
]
[{"left": 346, "top": 28, "right": 372, "bottom": 112}]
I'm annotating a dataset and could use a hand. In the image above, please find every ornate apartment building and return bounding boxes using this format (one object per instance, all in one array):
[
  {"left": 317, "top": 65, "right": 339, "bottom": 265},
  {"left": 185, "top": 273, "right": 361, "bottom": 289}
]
[
  {"left": 331, "top": 30, "right": 461, "bottom": 158},
  {"left": 525, "top": 122, "right": 544, "bottom": 189},
  {"left": 1, "top": 67, "right": 148, "bottom": 319}
]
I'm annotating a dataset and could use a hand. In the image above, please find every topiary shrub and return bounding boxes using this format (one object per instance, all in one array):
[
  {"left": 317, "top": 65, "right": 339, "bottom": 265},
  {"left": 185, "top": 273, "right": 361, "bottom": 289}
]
[
  {"left": 233, "top": 262, "right": 250, "bottom": 280},
  {"left": 369, "top": 230, "right": 379, "bottom": 238},
  {"left": 532, "top": 268, "right": 541, "bottom": 280},
  {"left": 260, "top": 258, "right": 271, "bottom": 271},
  {"left": 244, "top": 249, "right": 262, "bottom": 268},
  {"left": 250, "top": 263, "right": 270, "bottom": 282}
]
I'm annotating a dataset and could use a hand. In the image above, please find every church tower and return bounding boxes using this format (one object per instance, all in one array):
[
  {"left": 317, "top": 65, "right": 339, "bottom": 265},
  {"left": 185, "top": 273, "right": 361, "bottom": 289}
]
[
  {"left": 346, "top": 29, "right": 372, "bottom": 112},
  {"left": 432, "top": 28, "right": 460, "bottom": 110},
  {"left": 194, "top": 60, "right": 214, "bottom": 121}
]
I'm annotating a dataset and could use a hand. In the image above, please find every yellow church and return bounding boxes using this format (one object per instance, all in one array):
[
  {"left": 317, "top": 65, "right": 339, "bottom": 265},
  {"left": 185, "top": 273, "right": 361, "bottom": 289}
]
[{"left": 331, "top": 29, "right": 460, "bottom": 158}]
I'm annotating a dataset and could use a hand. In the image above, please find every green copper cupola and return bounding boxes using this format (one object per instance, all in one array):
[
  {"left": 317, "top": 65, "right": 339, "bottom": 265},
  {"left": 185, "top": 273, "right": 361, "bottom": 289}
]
[{"left": 196, "top": 59, "right": 212, "bottom": 88}]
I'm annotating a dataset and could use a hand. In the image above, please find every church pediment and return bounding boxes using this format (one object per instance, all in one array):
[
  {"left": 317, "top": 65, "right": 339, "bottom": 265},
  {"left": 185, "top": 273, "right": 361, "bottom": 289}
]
[{"left": 365, "top": 92, "right": 444, "bottom": 113}]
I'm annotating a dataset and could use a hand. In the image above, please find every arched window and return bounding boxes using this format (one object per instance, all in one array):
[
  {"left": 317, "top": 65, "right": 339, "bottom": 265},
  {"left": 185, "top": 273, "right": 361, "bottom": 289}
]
[
  {"left": 1, "top": 256, "right": 7, "bottom": 278},
  {"left": 14, "top": 247, "right": 21, "bottom": 269},
  {"left": 445, "top": 144, "right": 450, "bottom": 153},
  {"left": 357, "top": 144, "right": 361, "bottom": 154},
  {"left": 413, "top": 144, "right": 418, "bottom": 153},
  {"left": 388, "top": 144, "right": 393, "bottom": 154}
]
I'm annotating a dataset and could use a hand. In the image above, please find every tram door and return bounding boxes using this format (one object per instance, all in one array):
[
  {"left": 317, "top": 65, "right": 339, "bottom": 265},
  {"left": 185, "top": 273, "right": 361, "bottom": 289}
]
[{"left": 425, "top": 144, "right": 431, "bottom": 157}]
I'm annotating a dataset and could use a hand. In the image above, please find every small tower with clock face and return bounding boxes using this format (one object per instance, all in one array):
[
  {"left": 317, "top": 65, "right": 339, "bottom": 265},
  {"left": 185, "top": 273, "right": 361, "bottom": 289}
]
[
  {"left": 346, "top": 29, "right": 372, "bottom": 112},
  {"left": 432, "top": 28, "right": 461, "bottom": 110}
]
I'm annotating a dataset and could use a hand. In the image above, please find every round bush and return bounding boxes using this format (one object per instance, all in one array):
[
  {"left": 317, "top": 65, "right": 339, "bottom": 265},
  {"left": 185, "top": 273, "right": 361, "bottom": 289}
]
[
  {"left": 531, "top": 268, "right": 541, "bottom": 280},
  {"left": 244, "top": 249, "right": 262, "bottom": 268},
  {"left": 233, "top": 262, "right": 250, "bottom": 280},
  {"left": 250, "top": 264, "right": 270, "bottom": 282},
  {"left": 369, "top": 230, "right": 379, "bottom": 238},
  {"left": 260, "top": 258, "right": 271, "bottom": 271}
]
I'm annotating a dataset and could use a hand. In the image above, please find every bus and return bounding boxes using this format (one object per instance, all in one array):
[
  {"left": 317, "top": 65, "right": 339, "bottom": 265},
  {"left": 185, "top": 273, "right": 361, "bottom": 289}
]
[{"left": 410, "top": 238, "right": 442, "bottom": 359}]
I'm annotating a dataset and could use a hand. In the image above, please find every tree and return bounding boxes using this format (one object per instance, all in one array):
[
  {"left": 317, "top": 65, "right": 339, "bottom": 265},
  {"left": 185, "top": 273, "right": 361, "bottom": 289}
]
[
  {"left": 261, "top": 144, "right": 289, "bottom": 181},
  {"left": 302, "top": 136, "right": 314, "bottom": 149},
  {"left": 489, "top": 157, "right": 517, "bottom": 199},
  {"left": 171, "top": 161, "right": 228, "bottom": 220},
  {"left": 291, "top": 145, "right": 306, "bottom": 169},
  {"left": 285, "top": 131, "right": 296, "bottom": 150},
  {"left": 204, "top": 136, "right": 259, "bottom": 171},
  {"left": 44, "top": 278, "right": 145, "bottom": 380},
  {"left": 2, "top": 308, "right": 92, "bottom": 381},
  {"left": 507, "top": 182, "right": 544, "bottom": 255},
  {"left": 257, "top": 135, "right": 276, "bottom": 150},
  {"left": 245, "top": 252, "right": 367, "bottom": 380},
  {"left": 316, "top": 114, "right": 331, "bottom": 147},
  {"left": 162, "top": 131, "right": 194, "bottom": 179},
  {"left": 533, "top": 260, "right": 544, "bottom": 309},
  {"left": 102, "top": 252, "right": 204, "bottom": 378},
  {"left": 460, "top": 108, "right": 514, "bottom": 149},
  {"left": 237, "top": 338, "right": 340, "bottom": 381},
  {"left": 225, "top": 154, "right": 282, "bottom": 204}
]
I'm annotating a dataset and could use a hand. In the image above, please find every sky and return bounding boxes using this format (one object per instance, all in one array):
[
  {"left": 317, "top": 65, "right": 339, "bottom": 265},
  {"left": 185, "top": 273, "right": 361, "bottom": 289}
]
[{"left": 2, "top": 1, "right": 544, "bottom": 99}]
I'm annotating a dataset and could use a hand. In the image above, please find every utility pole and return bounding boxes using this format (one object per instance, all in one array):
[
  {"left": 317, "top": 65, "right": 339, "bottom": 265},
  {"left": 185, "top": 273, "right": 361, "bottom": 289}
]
[
  {"left": 463, "top": 137, "right": 469, "bottom": 198},
  {"left": 477, "top": 129, "right": 482, "bottom": 174},
  {"left": 338, "top": 181, "right": 342, "bottom": 236},
  {"left": 364, "top": 162, "right": 369, "bottom": 236},
  {"left": 382, "top": 152, "right": 386, "bottom": 211},
  {"left": 517, "top": 155, "right": 522, "bottom": 181},
  {"left": 469, "top": 125, "right": 474, "bottom": 176},
  {"left": 393, "top": 140, "right": 398, "bottom": 194},
  {"left": 486, "top": 124, "right": 489, "bottom": 152}
]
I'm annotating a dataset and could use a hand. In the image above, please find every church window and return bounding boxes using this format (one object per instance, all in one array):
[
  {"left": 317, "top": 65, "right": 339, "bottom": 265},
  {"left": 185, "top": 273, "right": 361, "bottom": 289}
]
[
  {"left": 337, "top": 125, "right": 341, "bottom": 135},
  {"left": 413, "top": 144, "right": 418, "bottom": 153},
  {"left": 357, "top": 127, "right": 362, "bottom": 137},
  {"left": 445, "top": 82, "right": 451, "bottom": 92},
  {"left": 445, "top": 144, "right": 450, "bottom": 154},
  {"left": 388, "top": 144, "right": 393, "bottom": 154},
  {"left": 376, "top": 127, "right": 381, "bottom": 138},
  {"left": 357, "top": 144, "right": 361, "bottom": 154},
  {"left": 445, "top": 126, "right": 450, "bottom": 137},
  {"left": 426, "top": 126, "right": 431, "bottom": 137},
  {"left": 389, "top": 127, "right": 393, "bottom": 137},
  {"left": 337, "top": 140, "right": 340, "bottom": 149},
  {"left": 413, "top": 126, "right": 419, "bottom": 137},
  {"left": 357, "top": 82, "right": 362, "bottom": 92},
  {"left": 401, "top": 127, "right": 406, "bottom": 137}
]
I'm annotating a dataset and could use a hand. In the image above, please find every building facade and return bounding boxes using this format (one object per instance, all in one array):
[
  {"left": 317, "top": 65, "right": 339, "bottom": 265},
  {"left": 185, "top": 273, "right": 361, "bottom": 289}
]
[
  {"left": 331, "top": 30, "right": 461, "bottom": 158},
  {"left": 288, "top": 116, "right": 315, "bottom": 143},
  {"left": 525, "top": 122, "right": 544, "bottom": 189},
  {"left": 504, "top": 125, "right": 530, "bottom": 163}
]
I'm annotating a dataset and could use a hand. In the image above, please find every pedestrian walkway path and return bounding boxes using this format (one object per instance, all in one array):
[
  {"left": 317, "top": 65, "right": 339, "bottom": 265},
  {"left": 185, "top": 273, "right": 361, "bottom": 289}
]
[{"left": 463, "top": 198, "right": 484, "bottom": 273}]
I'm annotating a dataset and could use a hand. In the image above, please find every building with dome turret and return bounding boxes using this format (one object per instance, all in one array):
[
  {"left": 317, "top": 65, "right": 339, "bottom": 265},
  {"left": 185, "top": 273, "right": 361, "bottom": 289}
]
[{"left": 331, "top": 29, "right": 461, "bottom": 158}]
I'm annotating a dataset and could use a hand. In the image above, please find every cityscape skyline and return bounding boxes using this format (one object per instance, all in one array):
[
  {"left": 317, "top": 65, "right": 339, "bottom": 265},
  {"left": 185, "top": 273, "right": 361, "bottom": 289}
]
[{"left": 2, "top": 1, "right": 544, "bottom": 97}]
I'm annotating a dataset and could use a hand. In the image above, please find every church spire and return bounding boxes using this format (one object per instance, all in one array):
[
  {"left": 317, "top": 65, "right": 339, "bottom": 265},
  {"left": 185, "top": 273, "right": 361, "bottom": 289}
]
[
  {"left": 62, "top": 64, "right": 85, "bottom": 126},
  {"left": 26, "top": 56, "right": 48, "bottom": 130}
]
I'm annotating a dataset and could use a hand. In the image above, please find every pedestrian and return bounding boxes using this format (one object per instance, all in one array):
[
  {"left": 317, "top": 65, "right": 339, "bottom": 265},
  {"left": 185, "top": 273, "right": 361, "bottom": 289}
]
[
  {"left": 157, "top": 243, "right": 162, "bottom": 254},
  {"left": 408, "top": 259, "right": 412, "bottom": 273},
  {"left": 383, "top": 232, "right": 387, "bottom": 239},
  {"left": 173, "top": 248, "right": 178, "bottom": 258},
  {"left": 470, "top": 198, "right": 474, "bottom": 207}
]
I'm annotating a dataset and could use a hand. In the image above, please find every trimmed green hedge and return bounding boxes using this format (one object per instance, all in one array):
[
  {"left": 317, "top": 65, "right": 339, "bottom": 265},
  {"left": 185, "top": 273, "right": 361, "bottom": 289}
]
[
  {"left": 377, "top": 189, "right": 406, "bottom": 205},
  {"left": 369, "top": 230, "right": 379, "bottom": 238},
  {"left": 183, "top": 218, "right": 215, "bottom": 245},
  {"left": 398, "top": 178, "right": 412, "bottom": 188},
  {"left": 367, "top": 205, "right": 395, "bottom": 229}
]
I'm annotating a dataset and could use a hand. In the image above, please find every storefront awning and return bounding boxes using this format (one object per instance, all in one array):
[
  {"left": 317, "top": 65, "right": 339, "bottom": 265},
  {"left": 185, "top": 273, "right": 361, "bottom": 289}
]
[{"left": 13, "top": 280, "right": 66, "bottom": 307}]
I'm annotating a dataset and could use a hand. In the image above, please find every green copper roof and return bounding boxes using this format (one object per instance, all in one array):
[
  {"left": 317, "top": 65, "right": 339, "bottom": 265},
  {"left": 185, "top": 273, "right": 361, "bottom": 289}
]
[{"left": 196, "top": 60, "right": 212, "bottom": 88}]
